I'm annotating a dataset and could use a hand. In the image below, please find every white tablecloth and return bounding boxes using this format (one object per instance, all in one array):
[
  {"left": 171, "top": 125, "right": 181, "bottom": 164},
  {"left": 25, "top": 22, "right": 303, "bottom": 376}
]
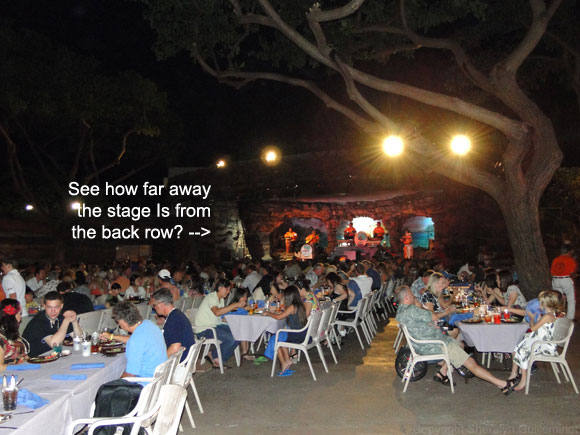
[
  {"left": 225, "top": 315, "right": 286, "bottom": 342},
  {"left": 5, "top": 351, "right": 126, "bottom": 434},
  {"left": 457, "top": 321, "right": 530, "bottom": 353}
]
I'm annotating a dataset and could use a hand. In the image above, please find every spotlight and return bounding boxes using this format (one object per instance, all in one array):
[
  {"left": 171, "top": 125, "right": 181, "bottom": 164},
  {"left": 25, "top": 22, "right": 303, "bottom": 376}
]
[
  {"left": 216, "top": 159, "right": 226, "bottom": 168},
  {"left": 261, "top": 146, "right": 281, "bottom": 166},
  {"left": 71, "top": 202, "right": 81, "bottom": 211},
  {"left": 382, "top": 136, "right": 404, "bottom": 157},
  {"left": 25, "top": 204, "right": 34, "bottom": 211},
  {"left": 451, "top": 135, "right": 471, "bottom": 155}
]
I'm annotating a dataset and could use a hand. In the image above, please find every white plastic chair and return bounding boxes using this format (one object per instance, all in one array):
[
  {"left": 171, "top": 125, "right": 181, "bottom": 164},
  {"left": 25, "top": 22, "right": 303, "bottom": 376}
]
[
  {"left": 136, "top": 303, "right": 153, "bottom": 323},
  {"left": 172, "top": 339, "right": 206, "bottom": 428},
  {"left": 68, "top": 374, "right": 164, "bottom": 435},
  {"left": 334, "top": 298, "right": 367, "bottom": 350},
  {"left": 270, "top": 310, "right": 324, "bottom": 381},
  {"left": 189, "top": 309, "right": 240, "bottom": 374},
  {"left": 399, "top": 323, "right": 454, "bottom": 393},
  {"left": 150, "top": 385, "right": 188, "bottom": 435},
  {"left": 317, "top": 303, "right": 338, "bottom": 364},
  {"left": 393, "top": 323, "right": 406, "bottom": 353},
  {"left": 77, "top": 310, "right": 104, "bottom": 334},
  {"left": 525, "top": 317, "right": 578, "bottom": 394},
  {"left": 18, "top": 315, "right": 33, "bottom": 335},
  {"left": 326, "top": 301, "right": 342, "bottom": 352}
]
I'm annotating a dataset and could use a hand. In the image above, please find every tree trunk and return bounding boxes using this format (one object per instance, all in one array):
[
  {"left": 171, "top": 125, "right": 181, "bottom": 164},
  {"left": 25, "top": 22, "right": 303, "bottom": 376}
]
[{"left": 498, "top": 194, "right": 551, "bottom": 299}]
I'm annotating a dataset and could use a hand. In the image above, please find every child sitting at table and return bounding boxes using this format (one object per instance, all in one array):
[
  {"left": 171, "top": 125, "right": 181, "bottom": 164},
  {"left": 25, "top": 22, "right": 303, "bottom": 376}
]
[
  {"left": 509, "top": 290, "right": 562, "bottom": 391},
  {"left": 263, "top": 286, "right": 308, "bottom": 376}
]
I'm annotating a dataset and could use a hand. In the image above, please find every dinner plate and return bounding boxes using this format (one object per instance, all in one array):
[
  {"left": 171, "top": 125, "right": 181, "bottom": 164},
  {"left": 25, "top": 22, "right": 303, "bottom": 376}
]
[
  {"left": 501, "top": 318, "right": 522, "bottom": 323},
  {"left": 100, "top": 341, "right": 123, "bottom": 349},
  {"left": 101, "top": 347, "right": 125, "bottom": 355},
  {"left": 461, "top": 318, "right": 483, "bottom": 324},
  {"left": 28, "top": 354, "right": 60, "bottom": 364}
]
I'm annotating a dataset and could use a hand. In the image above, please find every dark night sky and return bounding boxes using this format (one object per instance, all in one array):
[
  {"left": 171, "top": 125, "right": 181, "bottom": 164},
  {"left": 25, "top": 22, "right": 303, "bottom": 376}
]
[
  {"left": 3, "top": 0, "right": 578, "bottom": 175},
  {"left": 4, "top": 0, "right": 363, "bottom": 170}
]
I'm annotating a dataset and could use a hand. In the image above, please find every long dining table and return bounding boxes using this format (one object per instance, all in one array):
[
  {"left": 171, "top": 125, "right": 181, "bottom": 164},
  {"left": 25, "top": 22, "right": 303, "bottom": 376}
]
[
  {"left": 224, "top": 313, "right": 286, "bottom": 342},
  {"left": 456, "top": 320, "right": 530, "bottom": 353},
  {"left": 4, "top": 351, "right": 126, "bottom": 434}
]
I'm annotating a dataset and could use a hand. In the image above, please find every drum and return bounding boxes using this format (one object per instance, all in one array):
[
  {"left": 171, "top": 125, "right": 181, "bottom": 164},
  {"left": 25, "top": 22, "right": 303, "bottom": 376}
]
[{"left": 354, "top": 231, "right": 368, "bottom": 247}]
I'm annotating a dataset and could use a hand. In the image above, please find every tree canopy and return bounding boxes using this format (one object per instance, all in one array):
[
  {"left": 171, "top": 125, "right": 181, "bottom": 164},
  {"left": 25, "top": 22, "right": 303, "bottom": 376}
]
[
  {"left": 138, "top": 0, "right": 574, "bottom": 296},
  {"left": 0, "top": 21, "right": 182, "bottom": 217}
]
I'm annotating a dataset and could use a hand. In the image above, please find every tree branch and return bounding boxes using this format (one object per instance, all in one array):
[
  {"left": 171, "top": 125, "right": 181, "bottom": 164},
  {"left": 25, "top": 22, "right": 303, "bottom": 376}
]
[
  {"left": 502, "top": 0, "right": 563, "bottom": 73},
  {"left": 192, "top": 46, "right": 381, "bottom": 134},
  {"left": 83, "top": 129, "right": 135, "bottom": 184},
  {"left": 110, "top": 159, "right": 157, "bottom": 185},
  {"left": 307, "top": 0, "right": 366, "bottom": 23},
  {"left": 398, "top": 0, "right": 494, "bottom": 94}
]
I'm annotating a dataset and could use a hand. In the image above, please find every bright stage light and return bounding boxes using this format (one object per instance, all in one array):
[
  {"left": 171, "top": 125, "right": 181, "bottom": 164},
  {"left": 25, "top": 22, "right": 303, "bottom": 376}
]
[
  {"left": 450, "top": 135, "right": 471, "bottom": 155},
  {"left": 216, "top": 159, "right": 226, "bottom": 168},
  {"left": 261, "top": 146, "right": 281, "bottom": 165},
  {"left": 382, "top": 136, "right": 404, "bottom": 157},
  {"left": 71, "top": 202, "right": 81, "bottom": 211},
  {"left": 25, "top": 204, "right": 34, "bottom": 211}
]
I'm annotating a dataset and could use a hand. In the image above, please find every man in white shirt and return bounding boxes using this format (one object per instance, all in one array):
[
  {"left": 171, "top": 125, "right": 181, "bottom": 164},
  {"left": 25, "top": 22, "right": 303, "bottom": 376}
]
[
  {"left": 241, "top": 265, "right": 262, "bottom": 292},
  {"left": 26, "top": 267, "right": 46, "bottom": 293},
  {"left": 351, "top": 264, "right": 373, "bottom": 297},
  {"left": 1, "top": 259, "right": 28, "bottom": 316},
  {"left": 305, "top": 263, "right": 324, "bottom": 288}
]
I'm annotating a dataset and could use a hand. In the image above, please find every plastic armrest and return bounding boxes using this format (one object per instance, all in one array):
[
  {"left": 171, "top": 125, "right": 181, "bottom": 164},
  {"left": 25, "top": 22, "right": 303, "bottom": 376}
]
[{"left": 125, "top": 377, "right": 154, "bottom": 383}]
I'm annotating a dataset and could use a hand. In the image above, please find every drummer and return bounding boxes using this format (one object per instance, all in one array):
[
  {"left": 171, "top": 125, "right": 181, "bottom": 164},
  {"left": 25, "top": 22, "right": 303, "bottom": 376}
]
[
  {"left": 372, "top": 222, "right": 385, "bottom": 239},
  {"left": 344, "top": 222, "right": 356, "bottom": 240}
]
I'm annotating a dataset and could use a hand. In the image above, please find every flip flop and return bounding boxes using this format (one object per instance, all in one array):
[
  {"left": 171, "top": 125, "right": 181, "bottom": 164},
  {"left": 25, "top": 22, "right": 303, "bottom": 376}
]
[
  {"left": 276, "top": 369, "right": 295, "bottom": 377},
  {"left": 254, "top": 356, "right": 269, "bottom": 362}
]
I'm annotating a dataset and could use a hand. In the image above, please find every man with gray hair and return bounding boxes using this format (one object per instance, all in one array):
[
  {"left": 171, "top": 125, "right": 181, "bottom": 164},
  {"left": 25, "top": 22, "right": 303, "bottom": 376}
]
[
  {"left": 395, "top": 287, "right": 514, "bottom": 394},
  {"left": 151, "top": 288, "right": 195, "bottom": 362}
]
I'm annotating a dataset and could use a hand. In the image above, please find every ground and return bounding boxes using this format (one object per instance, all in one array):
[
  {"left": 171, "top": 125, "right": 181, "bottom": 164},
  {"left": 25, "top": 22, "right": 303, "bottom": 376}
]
[{"left": 185, "top": 318, "right": 580, "bottom": 434}]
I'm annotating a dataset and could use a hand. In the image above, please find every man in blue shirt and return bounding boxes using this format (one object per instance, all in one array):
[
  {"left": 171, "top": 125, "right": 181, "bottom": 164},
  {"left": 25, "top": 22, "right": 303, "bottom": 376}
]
[
  {"left": 151, "top": 288, "right": 195, "bottom": 362},
  {"left": 108, "top": 301, "right": 167, "bottom": 378}
]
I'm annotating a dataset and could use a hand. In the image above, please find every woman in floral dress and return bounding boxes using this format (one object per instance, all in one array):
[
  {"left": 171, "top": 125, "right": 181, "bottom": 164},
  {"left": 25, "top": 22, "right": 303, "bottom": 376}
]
[{"left": 510, "top": 290, "right": 562, "bottom": 391}]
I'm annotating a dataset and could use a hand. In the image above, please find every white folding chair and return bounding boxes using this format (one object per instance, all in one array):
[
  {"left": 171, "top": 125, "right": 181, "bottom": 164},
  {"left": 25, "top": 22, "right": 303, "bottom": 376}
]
[
  {"left": 18, "top": 315, "right": 33, "bottom": 335},
  {"left": 172, "top": 339, "right": 206, "bottom": 428},
  {"left": 77, "top": 311, "right": 104, "bottom": 334},
  {"left": 151, "top": 385, "right": 188, "bottom": 435},
  {"left": 270, "top": 311, "right": 324, "bottom": 381},
  {"left": 400, "top": 324, "right": 454, "bottom": 393},
  {"left": 334, "top": 298, "right": 368, "bottom": 350},
  {"left": 135, "top": 303, "right": 152, "bottom": 323},
  {"left": 525, "top": 317, "right": 578, "bottom": 394}
]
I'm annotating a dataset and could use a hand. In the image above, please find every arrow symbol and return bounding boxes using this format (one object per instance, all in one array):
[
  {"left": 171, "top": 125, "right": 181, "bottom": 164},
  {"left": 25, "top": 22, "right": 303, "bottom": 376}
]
[{"left": 188, "top": 228, "right": 211, "bottom": 237}]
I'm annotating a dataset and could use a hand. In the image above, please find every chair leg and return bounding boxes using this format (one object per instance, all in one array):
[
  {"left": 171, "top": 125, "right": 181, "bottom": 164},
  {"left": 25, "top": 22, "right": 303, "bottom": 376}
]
[
  {"left": 360, "top": 322, "right": 372, "bottom": 345},
  {"left": 270, "top": 344, "right": 279, "bottom": 377},
  {"left": 189, "top": 379, "right": 204, "bottom": 413},
  {"left": 302, "top": 350, "right": 317, "bottom": 381},
  {"left": 551, "top": 361, "right": 562, "bottom": 384},
  {"left": 184, "top": 401, "right": 196, "bottom": 428},
  {"left": 327, "top": 339, "right": 338, "bottom": 364},
  {"left": 316, "top": 343, "right": 329, "bottom": 373},
  {"left": 402, "top": 361, "right": 414, "bottom": 392},
  {"left": 445, "top": 361, "right": 455, "bottom": 394},
  {"left": 562, "top": 362, "right": 579, "bottom": 394},
  {"left": 353, "top": 326, "right": 365, "bottom": 350},
  {"left": 215, "top": 343, "right": 224, "bottom": 375},
  {"left": 330, "top": 327, "right": 342, "bottom": 350},
  {"left": 234, "top": 346, "right": 241, "bottom": 367}
]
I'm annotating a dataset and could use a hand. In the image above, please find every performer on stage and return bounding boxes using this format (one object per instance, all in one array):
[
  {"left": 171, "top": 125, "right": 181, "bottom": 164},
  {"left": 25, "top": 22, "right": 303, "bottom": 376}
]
[
  {"left": 305, "top": 230, "right": 320, "bottom": 247},
  {"left": 400, "top": 229, "right": 413, "bottom": 259},
  {"left": 284, "top": 228, "right": 298, "bottom": 253},
  {"left": 344, "top": 222, "right": 356, "bottom": 240},
  {"left": 372, "top": 222, "right": 385, "bottom": 239}
]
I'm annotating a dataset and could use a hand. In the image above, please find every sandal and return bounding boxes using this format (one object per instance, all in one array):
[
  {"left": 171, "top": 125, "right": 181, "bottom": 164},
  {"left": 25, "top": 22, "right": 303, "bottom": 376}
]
[
  {"left": 433, "top": 372, "right": 456, "bottom": 387},
  {"left": 500, "top": 379, "right": 515, "bottom": 396},
  {"left": 276, "top": 369, "right": 294, "bottom": 377},
  {"left": 205, "top": 355, "right": 224, "bottom": 369},
  {"left": 241, "top": 353, "right": 255, "bottom": 361}
]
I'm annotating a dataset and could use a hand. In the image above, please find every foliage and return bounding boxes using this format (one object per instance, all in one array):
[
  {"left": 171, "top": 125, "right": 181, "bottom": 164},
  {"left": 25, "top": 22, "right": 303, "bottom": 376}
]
[{"left": 0, "top": 21, "right": 180, "bottom": 216}]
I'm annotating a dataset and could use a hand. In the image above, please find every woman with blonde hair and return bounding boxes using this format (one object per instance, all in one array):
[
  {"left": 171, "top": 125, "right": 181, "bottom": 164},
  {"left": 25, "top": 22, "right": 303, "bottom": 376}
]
[
  {"left": 509, "top": 290, "right": 562, "bottom": 391},
  {"left": 420, "top": 272, "right": 456, "bottom": 320}
]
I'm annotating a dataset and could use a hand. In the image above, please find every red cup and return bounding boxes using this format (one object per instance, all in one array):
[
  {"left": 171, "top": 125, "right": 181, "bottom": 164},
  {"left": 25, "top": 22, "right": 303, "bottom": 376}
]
[{"left": 494, "top": 314, "right": 501, "bottom": 324}]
